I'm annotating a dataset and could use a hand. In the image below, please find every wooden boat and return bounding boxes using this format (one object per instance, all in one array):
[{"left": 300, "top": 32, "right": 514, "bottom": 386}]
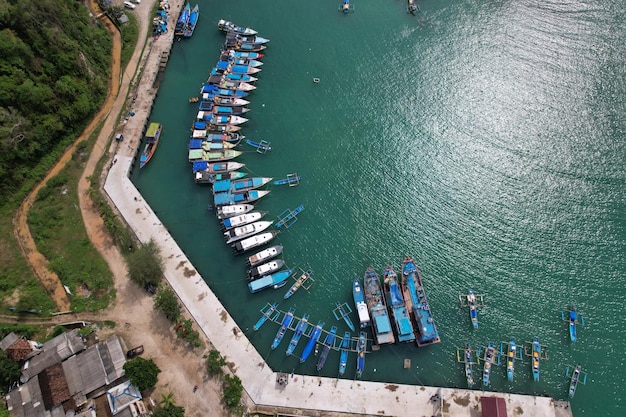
[
  {"left": 201, "top": 82, "right": 250, "bottom": 96},
  {"left": 339, "top": 0, "right": 355, "bottom": 13},
  {"left": 182, "top": 4, "right": 199, "bottom": 37},
  {"left": 194, "top": 170, "right": 246, "bottom": 184},
  {"left": 482, "top": 342, "right": 496, "bottom": 387},
  {"left": 246, "top": 139, "right": 272, "bottom": 152},
  {"left": 383, "top": 265, "right": 415, "bottom": 343},
  {"left": 222, "top": 211, "right": 267, "bottom": 230},
  {"left": 224, "top": 220, "right": 273, "bottom": 244},
  {"left": 356, "top": 331, "right": 366, "bottom": 378},
  {"left": 286, "top": 313, "right": 310, "bottom": 356},
  {"left": 212, "top": 96, "right": 250, "bottom": 107},
  {"left": 189, "top": 96, "right": 199, "bottom": 103},
  {"left": 188, "top": 149, "right": 242, "bottom": 163},
  {"left": 214, "top": 80, "right": 256, "bottom": 91},
  {"left": 248, "top": 269, "right": 292, "bottom": 293},
  {"left": 206, "top": 124, "right": 242, "bottom": 133},
  {"left": 205, "top": 114, "right": 248, "bottom": 126},
  {"left": 248, "top": 259, "right": 285, "bottom": 280},
  {"left": 274, "top": 175, "right": 301, "bottom": 186},
  {"left": 407, "top": 0, "right": 419, "bottom": 15},
  {"left": 192, "top": 161, "right": 244, "bottom": 174},
  {"left": 363, "top": 267, "right": 395, "bottom": 345},
  {"left": 228, "top": 42, "right": 267, "bottom": 53},
  {"left": 316, "top": 326, "right": 337, "bottom": 371},
  {"left": 214, "top": 190, "right": 270, "bottom": 207},
  {"left": 401, "top": 257, "right": 440, "bottom": 346},
  {"left": 353, "top": 276, "right": 371, "bottom": 328},
  {"left": 225, "top": 51, "right": 264, "bottom": 60},
  {"left": 216, "top": 203, "right": 254, "bottom": 220},
  {"left": 338, "top": 332, "right": 350, "bottom": 376},
  {"left": 566, "top": 364, "right": 587, "bottom": 398},
  {"left": 459, "top": 289, "right": 484, "bottom": 329},
  {"left": 283, "top": 269, "right": 312, "bottom": 300},
  {"left": 561, "top": 305, "right": 584, "bottom": 343},
  {"left": 506, "top": 338, "right": 517, "bottom": 382},
  {"left": 464, "top": 344, "right": 475, "bottom": 388},
  {"left": 231, "top": 34, "right": 270, "bottom": 45},
  {"left": 271, "top": 308, "right": 295, "bottom": 350},
  {"left": 206, "top": 132, "right": 244, "bottom": 143},
  {"left": 247, "top": 245, "right": 283, "bottom": 267},
  {"left": 214, "top": 60, "right": 262, "bottom": 75},
  {"left": 198, "top": 105, "right": 250, "bottom": 116},
  {"left": 139, "top": 122, "right": 163, "bottom": 169},
  {"left": 174, "top": 3, "right": 190, "bottom": 36},
  {"left": 300, "top": 321, "right": 324, "bottom": 363},
  {"left": 213, "top": 177, "right": 272, "bottom": 194},
  {"left": 333, "top": 302, "right": 355, "bottom": 332},
  {"left": 253, "top": 302, "right": 278, "bottom": 331},
  {"left": 217, "top": 19, "right": 258, "bottom": 36},
  {"left": 188, "top": 140, "right": 236, "bottom": 151},
  {"left": 531, "top": 337, "right": 541, "bottom": 382},
  {"left": 233, "top": 230, "right": 279, "bottom": 253}
]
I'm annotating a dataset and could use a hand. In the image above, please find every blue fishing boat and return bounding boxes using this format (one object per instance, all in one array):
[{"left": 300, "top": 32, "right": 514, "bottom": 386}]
[
  {"left": 506, "top": 338, "right": 517, "bottom": 382},
  {"left": 226, "top": 51, "right": 264, "bottom": 60},
  {"left": 253, "top": 302, "right": 278, "bottom": 331},
  {"left": 286, "top": 313, "right": 310, "bottom": 356},
  {"left": 300, "top": 321, "right": 324, "bottom": 363},
  {"left": 182, "top": 4, "right": 199, "bottom": 37},
  {"left": 199, "top": 106, "right": 250, "bottom": 116},
  {"left": 383, "top": 266, "right": 415, "bottom": 343},
  {"left": 464, "top": 344, "right": 475, "bottom": 388},
  {"left": 363, "top": 268, "right": 395, "bottom": 345},
  {"left": 208, "top": 69, "right": 259, "bottom": 83},
  {"left": 407, "top": 0, "right": 419, "bottom": 15},
  {"left": 353, "top": 276, "right": 371, "bottom": 328},
  {"left": 174, "top": 3, "right": 190, "bottom": 36},
  {"left": 316, "top": 326, "right": 337, "bottom": 371},
  {"left": 192, "top": 161, "right": 245, "bottom": 175},
  {"left": 273, "top": 175, "right": 301, "bottom": 186},
  {"left": 233, "top": 230, "right": 279, "bottom": 254},
  {"left": 139, "top": 122, "right": 163, "bottom": 169},
  {"left": 401, "top": 257, "right": 440, "bottom": 346},
  {"left": 482, "top": 342, "right": 496, "bottom": 387},
  {"left": 459, "top": 289, "right": 484, "bottom": 329},
  {"left": 194, "top": 170, "right": 246, "bottom": 184},
  {"left": 566, "top": 364, "right": 587, "bottom": 398},
  {"left": 246, "top": 139, "right": 272, "bottom": 152},
  {"left": 248, "top": 269, "right": 292, "bottom": 293},
  {"left": 561, "top": 305, "right": 584, "bottom": 343},
  {"left": 271, "top": 308, "right": 295, "bottom": 350},
  {"left": 284, "top": 269, "right": 313, "bottom": 300},
  {"left": 201, "top": 83, "right": 250, "bottom": 97},
  {"left": 333, "top": 302, "right": 355, "bottom": 332},
  {"left": 338, "top": 332, "right": 350, "bottom": 376},
  {"left": 213, "top": 190, "right": 270, "bottom": 207},
  {"left": 213, "top": 177, "right": 272, "bottom": 194},
  {"left": 339, "top": 0, "right": 355, "bottom": 13},
  {"left": 217, "top": 19, "right": 258, "bottom": 36},
  {"left": 214, "top": 60, "right": 262, "bottom": 75},
  {"left": 356, "top": 331, "right": 367, "bottom": 378},
  {"left": 531, "top": 337, "right": 541, "bottom": 382}
]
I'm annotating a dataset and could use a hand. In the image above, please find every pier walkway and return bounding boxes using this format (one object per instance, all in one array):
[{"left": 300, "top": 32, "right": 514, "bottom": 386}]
[{"left": 102, "top": 6, "right": 573, "bottom": 417}]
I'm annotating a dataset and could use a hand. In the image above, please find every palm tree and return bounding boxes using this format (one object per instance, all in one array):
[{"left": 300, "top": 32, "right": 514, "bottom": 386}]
[{"left": 159, "top": 391, "right": 175, "bottom": 409}]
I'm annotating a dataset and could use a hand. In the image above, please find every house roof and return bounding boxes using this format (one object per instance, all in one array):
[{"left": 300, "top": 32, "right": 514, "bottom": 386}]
[
  {"left": 8, "top": 339, "right": 34, "bottom": 361},
  {"left": 0, "top": 332, "right": 19, "bottom": 351},
  {"left": 39, "top": 363, "right": 71, "bottom": 410},
  {"left": 21, "top": 329, "right": 86, "bottom": 382}
]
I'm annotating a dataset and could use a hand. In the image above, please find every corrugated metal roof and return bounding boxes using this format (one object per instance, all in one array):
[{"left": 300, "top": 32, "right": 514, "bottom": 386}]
[
  {"left": 0, "top": 332, "right": 19, "bottom": 351},
  {"left": 22, "top": 330, "right": 85, "bottom": 381},
  {"left": 75, "top": 347, "right": 106, "bottom": 395}
]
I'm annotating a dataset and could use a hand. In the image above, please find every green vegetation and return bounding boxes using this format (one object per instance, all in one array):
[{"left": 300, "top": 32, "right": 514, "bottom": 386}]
[
  {"left": 98, "top": 0, "right": 139, "bottom": 68},
  {"left": 0, "top": 0, "right": 111, "bottom": 198},
  {"left": 0, "top": 324, "right": 39, "bottom": 340},
  {"left": 206, "top": 349, "right": 227, "bottom": 377},
  {"left": 127, "top": 239, "right": 163, "bottom": 287},
  {"left": 152, "top": 405, "right": 185, "bottom": 417},
  {"left": 27, "top": 135, "right": 115, "bottom": 312},
  {"left": 0, "top": 350, "right": 21, "bottom": 392},
  {"left": 223, "top": 374, "right": 243, "bottom": 410},
  {"left": 155, "top": 288, "right": 180, "bottom": 321},
  {"left": 123, "top": 357, "right": 161, "bottom": 391},
  {"left": 175, "top": 319, "right": 201, "bottom": 348}
]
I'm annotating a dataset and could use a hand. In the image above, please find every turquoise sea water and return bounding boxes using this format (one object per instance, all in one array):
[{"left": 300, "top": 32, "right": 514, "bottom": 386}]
[{"left": 132, "top": 0, "right": 626, "bottom": 415}]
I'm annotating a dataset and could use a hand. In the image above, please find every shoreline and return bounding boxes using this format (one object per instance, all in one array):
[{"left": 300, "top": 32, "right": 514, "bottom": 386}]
[{"left": 102, "top": 7, "right": 573, "bottom": 417}]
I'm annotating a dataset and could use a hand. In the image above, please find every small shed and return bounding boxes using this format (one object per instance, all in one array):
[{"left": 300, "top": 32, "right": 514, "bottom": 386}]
[{"left": 480, "top": 396, "right": 507, "bottom": 417}]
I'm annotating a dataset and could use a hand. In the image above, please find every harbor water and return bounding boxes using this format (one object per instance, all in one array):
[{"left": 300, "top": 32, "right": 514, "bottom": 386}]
[{"left": 131, "top": 0, "right": 626, "bottom": 415}]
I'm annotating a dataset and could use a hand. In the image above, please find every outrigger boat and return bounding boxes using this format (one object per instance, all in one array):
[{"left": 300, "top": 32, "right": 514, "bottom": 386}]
[
  {"left": 222, "top": 211, "right": 267, "bottom": 230},
  {"left": 353, "top": 276, "right": 371, "bottom": 328},
  {"left": 316, "top": 326, "right": 337, "bottom": 371},
  {"left": 253, "top": 302, "right": 278, "bottom": 331},
  {"left": 407, "top": 0, "right": 419, "bottom": 15},
  {"left": 531, "top": 337, "right": 541, "bottom": 382},
  {"left": 401, "top": 257, "right": 440, "bottom": 346},
  {"left": 500, "top": 338, "right": 521, "bottom": 382},
  {"left": 383, "top": 266, "right": 415, "bottom": 343},
  {"left": 565, "top": 364, "right": 587, "bottom": 399},
  {"left": 300, "top": 321, "right": 324, "bottom": 363},
  {"left": 459, "top": 289, "right": 484, "bottom": 329},
  {"left": 274, "top": 174, "right": 301, "bottom": 186},
  {"left": 463, "top": 344, "right": 476, "bottom": 388},
  {"left": 286, "top": 313, "right": 310, "bottom": 356},
  {"left": 480, "top": 342, "right": 497, "bottom": 387},
  {"left": 224, "top": 220, "right": 273, "bottom": 244},
  {"left": 338, "top": 332, "right": 350, "bottom": 376},
  {"left": 356, "top": 331, "right": 367, "bottom": 378},
  {"left": 233, "top": 230, "right": 279, "bottom": 253},
  {"left": 561, "top": 305, "right": 584, "bottom": 343},
  {"left": 284, "top": 269, "right": 313, "bottom": 300},
  {"left": 247, "top": 245, "right": 283, "bottom": 266},
  {"left": 248, "top": 269, "right": 292, "bottom": 293},
  {"left": 339, "top": 0, "right": 355, "bottom": 13},
  {"left": 271, "top": 308, "right": 295, "bottom": 350},
  {"left": 139, "top": 122, "right": 163, "bottom": 168},
  {"left": 246, "top": 139, "right": 272, "bottom": 153},
  {"left": 333, "top": 302, "right": 356, "bottom": 332},
  {"left": 248, "top": 259, "right": 285, "bottom": 280},
  {"left": 215, "top": 203, "right": 254, "bottom": 220},
  {"left": 217, "top": 19, "right": 258, "bottom": 36}
]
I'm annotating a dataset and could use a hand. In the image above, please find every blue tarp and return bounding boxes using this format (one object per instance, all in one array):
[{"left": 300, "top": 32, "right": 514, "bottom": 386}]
[
  {"left": 194, "top": 121, "right": 206, "bottom": 129},
  {"left": 189, "top": 139, "right": 202, "bottom": 149},
  {"left": 212, "top": 180, "right": 231, "bottom": 193},
  {"left": 192, "top": 161, "right": 208, "bottom": 172}
]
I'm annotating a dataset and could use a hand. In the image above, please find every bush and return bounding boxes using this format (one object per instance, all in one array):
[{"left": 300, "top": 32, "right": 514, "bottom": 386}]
[
  {"left": 127, "top": 239, "right": 163, "bottom": 286},
  {"left": 223, "top": 374, "right": 243, "bottom": 410},
  {"left": 123, "top": 357, "right": 161, "bottom": 391},
  {"left": 206, "top": 350, "right": 226, "bottom": 377},
  {"left": 154, "top": 288, "right": 180, "bottom": 321}
]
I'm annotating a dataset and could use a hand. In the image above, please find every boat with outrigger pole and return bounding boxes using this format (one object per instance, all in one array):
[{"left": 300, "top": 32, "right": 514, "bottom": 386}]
[
  {"left": 286, "top": 314, "right": 310, "bottom": 356},
  {"left": 456, "top": 344, "right": 478, "bottom": 388},
  {"left": 459, "top": 289, "right": 484, "bottom": 329},
  {"left": 500, "top": 337, "right": 522, "bottom": 382},
  {"left": 524, "top": 337, "right": 548, "bottom": 382},
  {"left": 356, "top": 331, "right": 367, "bottom": 378},
  {"left": 276, "top": 204, "right": 305, "bottom": 228},
  {"left": 273, "top": 173, "right": 301, "bottom": 186},
  {"left": 565, "top": 364, "right": 587, "bottom": 399},
  {"left": 561, "top": 305, "right": 584, "bottom": 343},
  {"left": 407, "top": 0, "right": 419, "bottom": 15},
  {"left": 316, "top": 326, "right": 337, "bottom": 371},
  {"left": 333, "top": 302, "right": 356, "bottom": 332},
  {"left": 271, "top": 307, "right": 295, "bottom": 350},
  {"left": 339, "top": 0, "right": 355, "bottom": 14},
  {"left": 253, "top": 302, "right": 279, "bottom": 331},
  {"left": 338, "top": 332, "right": 351, "bottom": 376},
  {"left": 300, "top": 321, "right": 325, "bottom": 363},
  {"left": 283, "top": 268, "right": 313, "bottom": 299},
  {"left": 477, "top": 341, "right": 500, "bottom": 387}
]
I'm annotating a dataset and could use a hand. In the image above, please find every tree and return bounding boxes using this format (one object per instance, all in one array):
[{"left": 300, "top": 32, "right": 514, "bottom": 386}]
[
  {"left": 123, "top": 357, "right": 160, "bottom": 391},
  {"left": 126, "top": 239, "right": 163, "bottom": 287},
  {"left": 206, "top": 349, "right": 226, "bottom": 376},
  {"left": 151, "top": 405, "right": 185, "bottom": 417},
  {"left": 223, "top": 374, "right": 243, "bottom": 410},
  {"left": 158, "top": 391, "right": 175, "bottom": 409},
  {"left": 154, "top": 288, "right": 180, "bottom": 321},
  {"left": 0, "top": 351, "right": 20, "bottom": 392}
]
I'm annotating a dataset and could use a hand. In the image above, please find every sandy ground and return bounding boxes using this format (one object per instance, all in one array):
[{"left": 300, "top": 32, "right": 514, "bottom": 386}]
[{"left": 11, "top": 0, "right": 232, "bottom": 415}]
